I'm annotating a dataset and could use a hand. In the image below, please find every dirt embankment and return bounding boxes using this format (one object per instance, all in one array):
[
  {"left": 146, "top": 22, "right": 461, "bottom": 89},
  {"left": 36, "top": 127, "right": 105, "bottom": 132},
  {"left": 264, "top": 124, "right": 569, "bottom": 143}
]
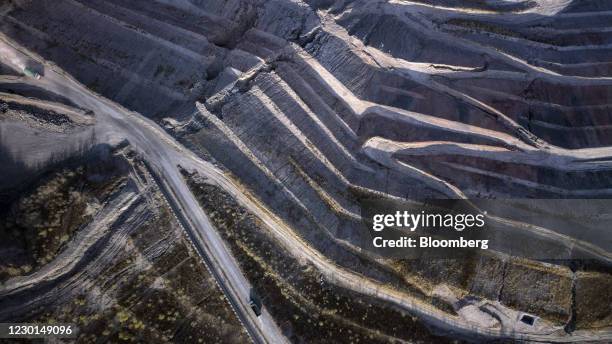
[
  {"left": 184, "top": 170, "right": 457, "bottom": 343},
  {"left": 0, "top": 145, "right": 128, "bottom": 281},
  {"left": 0, "top": 147, "right": 250, "bottom": 343}
]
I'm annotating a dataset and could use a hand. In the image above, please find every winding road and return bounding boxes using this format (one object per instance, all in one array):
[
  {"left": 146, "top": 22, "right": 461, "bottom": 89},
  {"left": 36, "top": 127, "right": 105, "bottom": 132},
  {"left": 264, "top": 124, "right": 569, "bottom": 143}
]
[
  {"left": 0, "top": 34, "right": 287, "bottom": 344},
  {"left": 2, "top": 32, "right": 611, "bottom": 343}
]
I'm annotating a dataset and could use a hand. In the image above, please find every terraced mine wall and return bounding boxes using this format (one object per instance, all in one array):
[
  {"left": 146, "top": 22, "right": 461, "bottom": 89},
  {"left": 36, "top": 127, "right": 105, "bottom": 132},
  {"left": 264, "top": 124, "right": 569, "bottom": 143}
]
[
  {"left": 2, "top": 0, "right": 611, "bottom": 340},
  {"left": 179, "top": 104, "right": 421, "bottom": 289},
  {"left": 165, "top": 0, "right": 611, "bottom": 332},
  {"left": 184, "top": 171, "right": 457, "bottom": 343}
]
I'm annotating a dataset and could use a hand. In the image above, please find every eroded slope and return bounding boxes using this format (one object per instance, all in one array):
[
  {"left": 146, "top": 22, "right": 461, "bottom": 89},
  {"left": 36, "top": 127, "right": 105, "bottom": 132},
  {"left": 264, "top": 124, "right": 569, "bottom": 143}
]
[{"left": 1, "top": 0, "right": 611, "bottom": 342}]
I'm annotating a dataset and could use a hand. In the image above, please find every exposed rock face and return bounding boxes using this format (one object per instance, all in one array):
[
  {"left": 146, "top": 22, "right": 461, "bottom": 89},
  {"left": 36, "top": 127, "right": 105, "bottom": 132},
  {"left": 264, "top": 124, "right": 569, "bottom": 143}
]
[
  {"left": 185, "top": 172, "right": 456, "bottom": 343},
  {"left": 1, "top": 0, "right": 611, "bottom": 342},
  {"left": 4, "top": 0, "right": 612, "bottom": 199}
]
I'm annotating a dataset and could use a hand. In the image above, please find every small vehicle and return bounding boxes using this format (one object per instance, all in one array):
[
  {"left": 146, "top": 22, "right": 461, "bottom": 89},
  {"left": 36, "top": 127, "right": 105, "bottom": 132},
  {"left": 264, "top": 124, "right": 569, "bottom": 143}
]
[
  {"left": 248, "top": 288, "right": 262, "bottom": 317},
  {"left": 23, "top": 67, "right": 41, "bottom": 79},
  {"left": 519, "top": 313, "right": 537, "bottom": 326}
]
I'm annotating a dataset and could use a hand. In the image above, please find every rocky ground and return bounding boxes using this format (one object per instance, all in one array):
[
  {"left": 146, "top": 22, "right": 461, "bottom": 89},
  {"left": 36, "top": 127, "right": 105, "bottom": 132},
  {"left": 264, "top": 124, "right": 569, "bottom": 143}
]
[
  {"left": 0, "top": 100, "right": 247, "bottom": 343},
  {"left": 184, "top": 170, "right": 455, "bottom": 343},
  {"left": 0, "top": 0, "right": 611, "bottom": 342}
]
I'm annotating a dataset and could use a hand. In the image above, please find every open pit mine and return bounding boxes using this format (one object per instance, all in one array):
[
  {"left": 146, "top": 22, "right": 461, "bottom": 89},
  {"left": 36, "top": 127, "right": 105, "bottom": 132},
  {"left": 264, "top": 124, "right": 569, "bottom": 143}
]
[{"left": 0, "top": 0, "right": 611, "bottom": 343}]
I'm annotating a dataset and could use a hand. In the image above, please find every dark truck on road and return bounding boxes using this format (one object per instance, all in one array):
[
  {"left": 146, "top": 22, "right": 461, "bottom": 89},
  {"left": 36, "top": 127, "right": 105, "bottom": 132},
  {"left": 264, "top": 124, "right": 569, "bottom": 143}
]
[{"left": 249, "top": 288, "right": 262, "bottom": 317}]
